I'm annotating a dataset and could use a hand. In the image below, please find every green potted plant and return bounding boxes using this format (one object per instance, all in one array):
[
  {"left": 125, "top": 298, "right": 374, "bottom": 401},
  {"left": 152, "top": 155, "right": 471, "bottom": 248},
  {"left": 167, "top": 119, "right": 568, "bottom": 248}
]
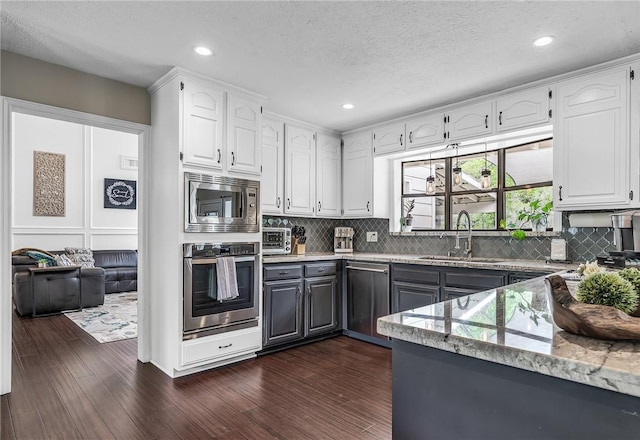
[
  {"left": 400, "top": 199, "right": 415, "bottom": 232},
  {"left": 37, "top": 258, "right": 48, "bottom": 268},
  {"left": 500, "top": 199, "right": 553, "bottom": 240}
]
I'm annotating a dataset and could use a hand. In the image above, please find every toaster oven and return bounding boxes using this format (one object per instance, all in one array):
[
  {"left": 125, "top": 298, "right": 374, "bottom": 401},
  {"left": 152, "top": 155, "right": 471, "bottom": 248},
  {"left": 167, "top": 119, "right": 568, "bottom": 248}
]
[{"left": 262, "top": 227, "right": 292, "bottom": 255}]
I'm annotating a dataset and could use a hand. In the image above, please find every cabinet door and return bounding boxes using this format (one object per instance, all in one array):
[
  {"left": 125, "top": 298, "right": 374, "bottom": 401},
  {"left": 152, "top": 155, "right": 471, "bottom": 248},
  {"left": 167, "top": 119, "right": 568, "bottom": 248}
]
[
  {"left": 262, "top": 118, "right": 285, "bottom": 214},
  {"left": 182, "top": 80, "right": 225, "bottom": 169},
  {"left": 305, "top": 276, "right": 338, "bottom": 337},
  {"left": 373, "top": 122, "right": 405, "bottom": 156},
  {"left": 445, "top": 101, "right": 493, "bottom": 142},
  {"left": 342, "top": 131, "right": 373, "bottom": 217},
  {"left": 285, "top": 124, "right": 316, "bottom": 216},
  {"left": 263, "top": 279, "right": 304, "bottom": 346},
  {"left": 496, "top": 86, "right": 551, "bottom": 132},
  {"left": 228, "top": 94, "right": 261, "bottom": 175},
  {"left": 405, "top": 113, "right": 445, "bottom": 150},
  {"left": 316, "top": 133, "right": 342, "bottom": 217},
  {"left": 555, "top": 65, "right": 635, "bottom": 210},
  {"left": 392, "top": 281, "right": 439, "bottom": 313},
  {"left": 442, "top": 287, "right": 475, "bottom": 302}
]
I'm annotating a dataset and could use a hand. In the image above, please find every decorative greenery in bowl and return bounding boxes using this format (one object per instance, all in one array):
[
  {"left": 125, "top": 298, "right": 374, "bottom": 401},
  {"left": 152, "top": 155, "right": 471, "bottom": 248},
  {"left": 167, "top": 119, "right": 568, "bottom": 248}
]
[{"left": 576, "top": 271, "right": 639, "bottom": 314}]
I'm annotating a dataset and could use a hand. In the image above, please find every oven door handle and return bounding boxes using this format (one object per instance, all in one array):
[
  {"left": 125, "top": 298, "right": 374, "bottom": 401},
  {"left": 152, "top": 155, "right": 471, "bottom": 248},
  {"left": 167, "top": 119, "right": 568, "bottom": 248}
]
[{"left": 189, "top": 256, "right": 256, "bottom": 265}]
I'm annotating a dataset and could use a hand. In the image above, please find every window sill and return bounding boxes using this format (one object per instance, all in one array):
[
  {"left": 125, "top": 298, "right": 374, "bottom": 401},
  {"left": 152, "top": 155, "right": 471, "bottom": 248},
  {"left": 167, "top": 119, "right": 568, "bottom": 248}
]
[{"left": 389, "top": 230, "right": 561, "bottom": 238}]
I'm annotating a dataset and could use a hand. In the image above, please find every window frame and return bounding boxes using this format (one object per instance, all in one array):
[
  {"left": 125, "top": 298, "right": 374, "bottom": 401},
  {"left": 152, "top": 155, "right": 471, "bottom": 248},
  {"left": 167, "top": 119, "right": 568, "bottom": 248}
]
[{"left": 400, "top": 137, "right": 553, "bottom": 231}]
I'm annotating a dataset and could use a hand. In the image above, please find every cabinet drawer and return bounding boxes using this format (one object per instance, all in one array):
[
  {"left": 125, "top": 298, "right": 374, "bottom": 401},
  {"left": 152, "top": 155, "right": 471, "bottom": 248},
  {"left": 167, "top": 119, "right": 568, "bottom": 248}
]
[
  {"left": 264, "top": 264, "right": 303, "bottom": 281},
  {"left": 392, "top": 264, "right": 440, "bottom": 285},
  {"left": 181, "top": 327, "right": 261, "bottom": 367},
  {"left": 444, "top": 270, "right": 505, "bottom": 290},
  {"left": 304, "top": 262, "right": 337, "bottom": 278}
]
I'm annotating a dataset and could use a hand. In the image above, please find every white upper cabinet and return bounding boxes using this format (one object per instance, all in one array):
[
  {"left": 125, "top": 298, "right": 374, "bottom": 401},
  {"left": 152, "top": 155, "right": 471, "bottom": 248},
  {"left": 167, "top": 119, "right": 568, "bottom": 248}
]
[
  {"left": 285, "top": 124, "right": 316, "bottom": 216},
  {"left": 373, "top": 122, "right": 405, "bottom": 156},
  {"left": 496, "top": 86, "right": 552, "bottom": 132},
  {"left": 444, "top": 101, "right": 493, "bottom": 143},
  {"left": 405, "top": 113, "right": 445, "bottom": 150},
  {"left": 316, "top": 133, "right": 342, "bottom": 217},
  {"left": 182, "top": 80, "right": 225, "bottom": 170},
  {"left": 227, "top": 94, "right": 262, "bottom": 175},
  {"left": 554, "top": 63, "right": 639, "bottom": 210},
  {"left": 262, "top": 117, "right": 285, "bottom": 215},
  {"left": 342, "top": 131, "right": 373, "bottom": 217}
]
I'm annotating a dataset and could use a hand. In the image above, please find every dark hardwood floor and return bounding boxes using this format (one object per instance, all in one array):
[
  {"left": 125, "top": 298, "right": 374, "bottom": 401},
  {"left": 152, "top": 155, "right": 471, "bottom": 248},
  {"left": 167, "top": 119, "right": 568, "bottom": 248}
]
[{"left": 1, "top": 312, "right": 391, "bottom": 439}]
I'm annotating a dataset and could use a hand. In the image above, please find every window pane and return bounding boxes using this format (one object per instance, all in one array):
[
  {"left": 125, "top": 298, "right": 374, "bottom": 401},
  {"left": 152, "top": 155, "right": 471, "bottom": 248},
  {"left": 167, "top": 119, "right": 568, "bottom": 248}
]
[
  {"left": 452, "top": 193, "right": 497, "bottom": 230},
  {"left": 403, "top": 159, "right": 446, "bottom": 195},
  {"left": 452, "top": 151, "right": 498, "bottom": 191},
  {"left": 505, "top": 140, "right": 553, "bottom": 187},
  {"left": 404, "top": 196, "right": 445, "bottom": 230},
  {"left": 504, "top": 187, "right": 553, "bottom": 229}
]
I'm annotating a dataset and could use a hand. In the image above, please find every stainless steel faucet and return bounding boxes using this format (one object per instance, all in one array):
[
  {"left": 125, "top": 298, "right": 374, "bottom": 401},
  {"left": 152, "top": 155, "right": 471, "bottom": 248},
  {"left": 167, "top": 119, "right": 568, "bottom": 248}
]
[{"left": 455, "top": 210, "right": 472, "bottom": 258}]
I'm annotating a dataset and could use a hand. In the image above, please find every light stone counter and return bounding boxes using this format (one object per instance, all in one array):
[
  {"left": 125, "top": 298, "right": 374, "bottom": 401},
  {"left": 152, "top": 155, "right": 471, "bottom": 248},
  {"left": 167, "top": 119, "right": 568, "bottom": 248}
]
[
  {"left": 263, "top": 252, "right": 573, "bottom": 273},
  {"left": 378, "top": 275, "right": 640, "bottom": 398}
]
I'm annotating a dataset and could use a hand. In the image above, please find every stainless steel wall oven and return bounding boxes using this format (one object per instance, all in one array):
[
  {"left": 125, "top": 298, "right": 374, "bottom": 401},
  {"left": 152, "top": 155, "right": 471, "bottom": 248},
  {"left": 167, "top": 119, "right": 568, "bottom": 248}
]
[{"left": 183, "top": 242, "right": 259, "bottom": 339}]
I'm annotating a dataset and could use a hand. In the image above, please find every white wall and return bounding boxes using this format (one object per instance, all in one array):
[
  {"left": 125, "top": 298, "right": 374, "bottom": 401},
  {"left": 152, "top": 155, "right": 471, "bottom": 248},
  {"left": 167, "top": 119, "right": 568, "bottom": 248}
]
[{"left": 12, "top": 113, "right": 138, "bottom": 250}]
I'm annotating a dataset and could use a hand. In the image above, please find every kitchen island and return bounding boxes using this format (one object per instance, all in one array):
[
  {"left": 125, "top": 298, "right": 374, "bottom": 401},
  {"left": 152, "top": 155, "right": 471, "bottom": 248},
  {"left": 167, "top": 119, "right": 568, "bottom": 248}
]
[{"left": 378, "top": 275, "right": 640, "bottom": 439}]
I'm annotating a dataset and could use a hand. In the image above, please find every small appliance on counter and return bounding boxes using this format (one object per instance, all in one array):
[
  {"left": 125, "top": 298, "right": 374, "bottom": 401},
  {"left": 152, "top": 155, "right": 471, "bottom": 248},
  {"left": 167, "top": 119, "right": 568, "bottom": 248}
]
[
  {"left": 262, "top": 227, "right": 292, "bottom": 255},
  {"left": 334, "top": 227, "right": 354, "bottom": 254},
  {"left": 596, "top": 211, "right": 640, "bottom": 268}
]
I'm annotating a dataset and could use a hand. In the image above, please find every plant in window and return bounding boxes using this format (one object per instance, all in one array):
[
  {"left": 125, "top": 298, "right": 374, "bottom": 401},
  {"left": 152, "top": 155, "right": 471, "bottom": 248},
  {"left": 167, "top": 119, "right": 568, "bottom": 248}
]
[
  {"left": 400, "top": 199, "right": 415, "bottom": 230},
  {"left": 500, "top": 199, "right": 552, "bottom": 239}
]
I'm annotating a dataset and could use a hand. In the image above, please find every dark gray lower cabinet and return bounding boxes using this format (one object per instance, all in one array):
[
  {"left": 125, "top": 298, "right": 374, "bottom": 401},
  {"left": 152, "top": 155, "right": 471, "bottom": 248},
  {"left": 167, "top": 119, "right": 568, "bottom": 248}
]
[
  {"left": 263, "top": 279, "right": 304, "bottom": 346},
  {"left": 392, "top": 281, "right": 439, "bottom": 313},
  {"left": 263, "top": 261, "right": 339, "bottom": 348}
]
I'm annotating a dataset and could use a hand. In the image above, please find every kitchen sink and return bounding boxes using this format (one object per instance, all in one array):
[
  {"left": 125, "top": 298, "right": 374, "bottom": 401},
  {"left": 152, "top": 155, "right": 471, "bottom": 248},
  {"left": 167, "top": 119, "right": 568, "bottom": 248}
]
[{"left": 416, "top": 255, "right": 503, "bottom": 264}]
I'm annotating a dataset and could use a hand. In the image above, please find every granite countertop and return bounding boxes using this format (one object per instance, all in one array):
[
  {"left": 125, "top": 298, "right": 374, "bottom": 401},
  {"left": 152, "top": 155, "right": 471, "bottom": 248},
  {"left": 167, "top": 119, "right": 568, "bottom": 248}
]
[
  {"left": 263, "top": 252, "right": 574, "bottom": 273},
  {"left": 377, "top": 275, "right": 640, "bottom": 398}
]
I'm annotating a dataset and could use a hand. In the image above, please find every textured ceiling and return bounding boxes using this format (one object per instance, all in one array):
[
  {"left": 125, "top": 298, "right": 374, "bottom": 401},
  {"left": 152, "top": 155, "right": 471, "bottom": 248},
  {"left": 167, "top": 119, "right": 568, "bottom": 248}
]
[{"left": 1, "top": 1, "right": 640, "bottom": 132}]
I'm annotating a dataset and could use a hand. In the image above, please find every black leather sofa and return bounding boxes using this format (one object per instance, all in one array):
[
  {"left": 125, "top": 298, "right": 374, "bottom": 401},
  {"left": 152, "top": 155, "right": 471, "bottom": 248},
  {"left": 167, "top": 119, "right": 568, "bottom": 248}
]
[{"left": 12, "top": 249, "right": 137, "bottom": 316}]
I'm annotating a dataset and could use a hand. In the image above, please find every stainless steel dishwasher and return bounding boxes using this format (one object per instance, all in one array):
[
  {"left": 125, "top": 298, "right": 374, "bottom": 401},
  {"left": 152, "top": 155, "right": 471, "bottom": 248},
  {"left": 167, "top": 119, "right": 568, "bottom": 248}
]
[{"left": 346, "top": 262, "right": 390, "bottom": 340}]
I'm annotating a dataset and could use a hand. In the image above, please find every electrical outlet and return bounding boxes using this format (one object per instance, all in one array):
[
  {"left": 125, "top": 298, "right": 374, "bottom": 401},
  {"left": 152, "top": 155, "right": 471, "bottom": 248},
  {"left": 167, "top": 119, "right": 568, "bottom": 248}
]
[{"left": 366, "top": 231, "right": 378, "bottom": 242}]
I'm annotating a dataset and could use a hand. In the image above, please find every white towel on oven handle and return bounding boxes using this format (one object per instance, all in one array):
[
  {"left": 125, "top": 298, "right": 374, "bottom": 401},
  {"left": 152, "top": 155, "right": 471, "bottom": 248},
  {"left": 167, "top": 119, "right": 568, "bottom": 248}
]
[{"left": 216, "top": 256, "right": 239, "bottom": 301}]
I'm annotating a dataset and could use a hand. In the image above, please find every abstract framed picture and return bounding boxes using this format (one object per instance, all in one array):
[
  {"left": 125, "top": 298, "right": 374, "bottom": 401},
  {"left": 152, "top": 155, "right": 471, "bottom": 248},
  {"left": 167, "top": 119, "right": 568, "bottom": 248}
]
[
  {"left": 33, "top": 151, "right": 66, "bottom": 216},
  {"left": 104, "top": 178, "right": 137, "bottom": 209}
]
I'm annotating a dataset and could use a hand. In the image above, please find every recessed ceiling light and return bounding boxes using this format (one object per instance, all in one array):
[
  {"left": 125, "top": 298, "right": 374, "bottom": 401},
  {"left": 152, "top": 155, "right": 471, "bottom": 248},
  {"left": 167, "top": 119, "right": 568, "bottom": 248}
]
[
  {"left": 342, "top": 103, "right": 354, "bottom": 110},
  {"left": 193, "top": 46, "right": 213, "bottom": 56},
  {"left": 532, "top": 36, "right": 554, "bottom": 47}
]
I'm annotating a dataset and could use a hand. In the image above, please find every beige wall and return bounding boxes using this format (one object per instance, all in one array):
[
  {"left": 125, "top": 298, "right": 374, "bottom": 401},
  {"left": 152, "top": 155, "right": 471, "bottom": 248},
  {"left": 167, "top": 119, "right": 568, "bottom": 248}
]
[{"left": 1, "top": 51, "right": 150, "bottom": 125}]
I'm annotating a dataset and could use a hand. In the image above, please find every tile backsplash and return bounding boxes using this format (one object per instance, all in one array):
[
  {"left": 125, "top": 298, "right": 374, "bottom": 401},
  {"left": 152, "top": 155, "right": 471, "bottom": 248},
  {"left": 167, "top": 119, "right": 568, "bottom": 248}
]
[{"left": 263, "top": 214, "right": 614, "bottom": 263}]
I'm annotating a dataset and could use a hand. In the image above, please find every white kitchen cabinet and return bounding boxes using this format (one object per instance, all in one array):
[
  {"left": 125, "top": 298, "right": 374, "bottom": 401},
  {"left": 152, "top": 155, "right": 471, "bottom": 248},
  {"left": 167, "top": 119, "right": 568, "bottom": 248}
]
[
  {"left": 343, "top": 131, "right": 373, "bottom": 217},
  {"left": 316, "top": 133, "right": 342, "bottom": 217},
  {"left": 182, "top": 79, "right": 225, "bottom": 170},
  {"left": 227, "top": 94, "right": 262, "bottom": 175},
  {"left": 444, "top": 101, "right": 493, "bottom": 142},
  {"left": 405, "top": 113, "right": 445, "bottom": 150},
  {"left": 285, "top": 124, "right": 316, "bottom": 216},
  {"left": 373, "top": 122, "right": 405, "bottom": 156},
  {"left": 554, "top": 63, "right": 639, "bottom": 210},
  {"left": 496, "top": 86, "right": 552, "bottom": 132},
  {"left": 262, "top": 117, "right": 285, "bottom": 214}
]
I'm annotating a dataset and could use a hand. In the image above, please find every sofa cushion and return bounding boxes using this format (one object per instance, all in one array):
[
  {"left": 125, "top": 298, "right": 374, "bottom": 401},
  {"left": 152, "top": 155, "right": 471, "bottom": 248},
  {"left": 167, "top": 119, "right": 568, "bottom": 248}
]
[
  {"left": 64, "top": 247, "right": 95, "bottom": 268},
  {"left": 93, "top": 250, "right": 137, "bottom": 268},
  {"left": 25, "top": 250, "right": 57, "bottom": 267}
]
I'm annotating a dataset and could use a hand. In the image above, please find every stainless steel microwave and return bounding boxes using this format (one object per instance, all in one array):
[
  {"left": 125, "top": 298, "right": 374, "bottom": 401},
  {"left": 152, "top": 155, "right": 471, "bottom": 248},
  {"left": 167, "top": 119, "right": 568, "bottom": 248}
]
[{"left": 185, "top": 172, "right": 260, "bottom": 233}]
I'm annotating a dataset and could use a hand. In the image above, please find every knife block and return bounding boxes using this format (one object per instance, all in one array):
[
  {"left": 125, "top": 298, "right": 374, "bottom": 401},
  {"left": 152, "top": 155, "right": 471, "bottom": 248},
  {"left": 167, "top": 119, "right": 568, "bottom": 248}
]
[{"left": 292, "top": 238, "right": 306, "bottom": 255}]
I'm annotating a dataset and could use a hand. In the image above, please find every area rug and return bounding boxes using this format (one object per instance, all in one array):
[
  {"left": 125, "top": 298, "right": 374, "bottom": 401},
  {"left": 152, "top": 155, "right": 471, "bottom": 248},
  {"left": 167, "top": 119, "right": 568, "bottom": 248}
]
[{"left": 64, "top": 292, "right": 137, "bottom": 343}]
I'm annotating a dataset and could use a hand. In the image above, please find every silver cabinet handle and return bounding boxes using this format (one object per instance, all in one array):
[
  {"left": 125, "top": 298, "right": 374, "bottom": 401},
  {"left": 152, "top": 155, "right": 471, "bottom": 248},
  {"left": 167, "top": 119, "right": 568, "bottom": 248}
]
[
  {"left": 277, "top": 197, "right": 281, "bottom": 208},
  {"left": 217, "top": 149, "right": 222, "bottom": 163},
  {"left": 231, "top": 151, "right": 236, "bottom": 166},
  {"left": 287, "top": 198, "right": 291, "bottom": 209},
  {"left": 484, "top": 115, "right": 488, "bottom": 129},
  {"left": 558, "top": 185, "right": 563, "bottom": 201},
  {"left": 296, "top": 286, "right": 301, "bottom": 299},
  {"left": 498, "top": 111, "right": 503, "bottom": 125},
  {"left": 318, "top": 201, "right": 321, "bottom": 212},
  {"left": 367, "top": 201, "right": 370, "bottom": 212},
  {"left": 307, "top": 287, "right": 311, "bottom": 296},
  {"left": 279, "top": 271, "right": 289, "bottom": 275},
  {"left": 346, "top": 265, "right": 388, "bottom": 274},
  {"left": 399, "top": 134, "right": 403, "bottom": 146},
  {"left": 218, "top": 343, "right": 233, "bottom": 349},
  {"left": 409, "top": 132, "right": 413, "bottom": 143}
]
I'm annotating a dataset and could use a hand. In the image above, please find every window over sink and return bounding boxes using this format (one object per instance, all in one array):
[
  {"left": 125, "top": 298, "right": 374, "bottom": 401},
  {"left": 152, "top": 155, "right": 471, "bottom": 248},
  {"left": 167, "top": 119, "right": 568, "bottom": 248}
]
[{"left": 401, "top": 138, "right": 553, "bottom": 231}]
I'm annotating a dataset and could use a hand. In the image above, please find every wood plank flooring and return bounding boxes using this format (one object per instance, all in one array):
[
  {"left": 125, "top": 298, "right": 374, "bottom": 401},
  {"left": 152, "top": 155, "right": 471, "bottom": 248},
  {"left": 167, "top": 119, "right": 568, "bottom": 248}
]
[{"left": 1, "top": 312, "right": 391, "bottom": 439}]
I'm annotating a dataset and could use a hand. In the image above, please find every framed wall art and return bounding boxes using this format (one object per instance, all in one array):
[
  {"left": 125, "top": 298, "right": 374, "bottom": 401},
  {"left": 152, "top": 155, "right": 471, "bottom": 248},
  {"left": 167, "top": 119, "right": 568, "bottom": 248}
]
[
  {"left": 33, "top": 151, "right": 66, "bottom": 217},
  {"left": 104, "top": 178, "right": 137, "bottom": 209}
]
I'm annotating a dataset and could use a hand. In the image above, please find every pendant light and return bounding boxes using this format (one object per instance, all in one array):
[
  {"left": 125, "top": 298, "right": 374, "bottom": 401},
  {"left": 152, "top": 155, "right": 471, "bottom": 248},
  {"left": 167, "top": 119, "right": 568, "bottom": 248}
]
[
  {"left": 426, "top": 150, "right": 435, "bottom": 194},
  {"left": 481, "top": 143, "right": 491, "bottom": 189},
  {"left": 452, "top": 143, "right": 462, "bottom": 186}
]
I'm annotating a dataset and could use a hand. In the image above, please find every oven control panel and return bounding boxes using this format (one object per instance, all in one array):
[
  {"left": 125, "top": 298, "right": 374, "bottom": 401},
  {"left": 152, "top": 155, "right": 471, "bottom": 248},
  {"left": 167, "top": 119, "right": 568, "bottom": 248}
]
[{"left": 184, "top": 242, "right": 259, "bottom": 258}]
